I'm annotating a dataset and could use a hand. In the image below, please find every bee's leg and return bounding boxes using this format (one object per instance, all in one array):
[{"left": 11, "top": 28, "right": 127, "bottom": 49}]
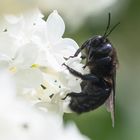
[
  {"left": 82, "top": 61, "right": 92, "bottom": 69},
  {"left": 64, "top": 48, "right": 82, "bottom": 60},
  {"left": 63, "top": 63, "right": 99, "bottom": 83},
  {"left": 61, "top": 79, "right": 87, "bottom": 100},
  {"left": 80, "top": 54, "right": 86, "bottom": 59},
  {"left": 80, "top": 81, "right": 87, "bottom": 90},
  {"left": 64, "top": 42, "right": 87, "bottom": 60},
  {"left": 62, "top": 63, "right": 83, "bottom": 77},
  {"left": 62, "top": 91, "right": 87, "bottom": 100},
  {"left": 82, "top": 74, "right": 99, "bottom": 82}
]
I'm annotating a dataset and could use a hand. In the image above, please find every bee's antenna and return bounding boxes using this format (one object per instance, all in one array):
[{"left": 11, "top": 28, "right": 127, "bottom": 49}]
[
  {"left": 105, "top": 22, "right": 120, "bottom": 38},
  {"left": 103, "top": 13, "right": 111, "bottom": 37}
]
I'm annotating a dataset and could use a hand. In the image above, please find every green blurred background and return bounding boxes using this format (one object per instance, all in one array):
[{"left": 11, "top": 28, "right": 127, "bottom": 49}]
[{"left": 63, "top": 0, "right": 140, "bottom": 140}]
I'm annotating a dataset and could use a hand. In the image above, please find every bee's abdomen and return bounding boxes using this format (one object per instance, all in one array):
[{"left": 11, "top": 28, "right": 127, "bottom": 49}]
[{"left": 69, "top": 86, "right": 111, "bottom": 114}]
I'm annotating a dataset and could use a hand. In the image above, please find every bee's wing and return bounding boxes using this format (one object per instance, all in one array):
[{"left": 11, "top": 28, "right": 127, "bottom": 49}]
[{"left": 105, "top": 70, "right": 116, "bottom": 127}]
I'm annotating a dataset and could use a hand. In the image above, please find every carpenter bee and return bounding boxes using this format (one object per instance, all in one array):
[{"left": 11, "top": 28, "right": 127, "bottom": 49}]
[{"left": 63, "top": 13, "right": 119, "bottom": 127}]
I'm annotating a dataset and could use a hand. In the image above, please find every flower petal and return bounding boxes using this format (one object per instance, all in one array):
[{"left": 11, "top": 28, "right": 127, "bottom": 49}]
[
  {"left": 14, "top": 68, "right": 43, "bottom": 88},
  {"left": 53, "top": 38, "right": 80, "bottom": 58},
  {"left": 4, "top": 15, "right": 22, "bottom": 24},
  {"left": 13, "top": 43, "right": 39, "bottom": 68},
  {"left": 0, "top": 33, "right": 18, "bottom": 58},
  {"left": 0, "top": 53, "right": 10, "bottom": 69},
  {"left": 46, "top": 10, "right": 65, "bottom": 43}
]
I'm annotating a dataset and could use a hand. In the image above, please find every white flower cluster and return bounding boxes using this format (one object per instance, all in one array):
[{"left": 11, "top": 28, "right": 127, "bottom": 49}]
[
  {"left": 0, "top": 9, "right": 84, "bottom": 114},
  {"left": 0, "top": 71, "right": 89, "bottom": 140}
]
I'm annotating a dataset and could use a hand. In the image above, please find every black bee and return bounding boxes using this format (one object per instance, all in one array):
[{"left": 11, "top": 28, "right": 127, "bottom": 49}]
[{"left": 63, "top": 13, "right": 119, "bottom": 127}]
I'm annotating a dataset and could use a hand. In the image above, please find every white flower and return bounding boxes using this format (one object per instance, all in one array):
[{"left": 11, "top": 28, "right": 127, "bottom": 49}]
[
  {"left": 0, "top": 9, "right": 45, "bottom": 46},
  {"left": 0, "top": 9, "right": 45, "bottom": 89},
  {"left": 0, "top": 9, "right": 84, "bottom": 115},
  {"left": 0, "top": 8, "right": 91, "bottom": 140},
  {"left": 0, "top": 71, "right": 90, "bottom": 140},
  {"left": 36, "top": 10, "right": 80, "bottom": 69},
  {"left": 29, "top": 10, "right": 84, "bottom": 114},
  {"left": 0, "top": 39, "right": 43, "bottom": 88}
]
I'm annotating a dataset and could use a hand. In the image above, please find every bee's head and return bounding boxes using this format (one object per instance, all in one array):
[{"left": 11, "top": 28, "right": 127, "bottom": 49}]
[
  {"left": 90, "top": 35, "right": 109, "bottom": 47},
  {"left": 84, "top": 13, "right": 119, "bottom": 62},
  {"left": 87, "top": 35, "right": 111, "bottom": 59}
]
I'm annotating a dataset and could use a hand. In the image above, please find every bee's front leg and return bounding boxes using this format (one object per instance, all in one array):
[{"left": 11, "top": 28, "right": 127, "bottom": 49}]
[{"left": 62, "top": 63, "right": 99, "bottom": 82}]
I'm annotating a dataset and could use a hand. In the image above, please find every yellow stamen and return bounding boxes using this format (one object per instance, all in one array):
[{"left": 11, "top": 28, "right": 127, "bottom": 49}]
[
  {"left": 31, "top": 64, "right": 39, "bottom": 68},
  {"left": 9, "top": 66, "right": 17, "bottom": 73}
]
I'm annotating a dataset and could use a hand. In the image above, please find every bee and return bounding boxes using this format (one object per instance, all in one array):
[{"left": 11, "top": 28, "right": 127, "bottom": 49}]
[{"left": 63, "top": 13, "right": 119, "bottom": 127}]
